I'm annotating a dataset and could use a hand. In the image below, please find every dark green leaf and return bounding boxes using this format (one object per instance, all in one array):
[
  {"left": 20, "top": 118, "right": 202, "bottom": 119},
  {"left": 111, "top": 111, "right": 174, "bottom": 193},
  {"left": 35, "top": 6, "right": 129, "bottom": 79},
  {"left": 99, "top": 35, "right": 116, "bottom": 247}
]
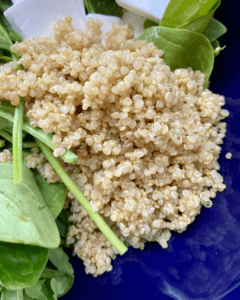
[
  {"left": 36, "top": 280, "right": 54, "bottom": 300},
  {"left": 0, "top": 161, "right": 60, "bottom": 248},
  {"left": 143, "top": 19, "right": 158, "bottom": 30},
  {"left": 40, "top": 269, "right": 65, "bottom": 280},
  {"left": 49, "top": 280, "right": 57, "bottom": 300},
  {"left": 0, "top": 55, "right": 12, "bottom": 62},
  {"left": 50, "top": 275, "right": 74, "bottom": 298},
  {"left": 203, "top": 17, "right": 227, "bottom": 42},
  {"left": 138, "top": 26, "right": 214, "bottom": 87},
  {"left": 0, "top": 242, "right": 48, "bottom": 290},
  {"left": 32, "top": 170, "right": 68, "bottom": 219},
  {"left": 84, "top": 0, "right": 123, "bottom": 17},
  {"left": 55, "top": 210, "right": 70, "bottom": 239},
  {"left": 160, "top": 0, "right": 218, "bottom": 28},
  {"left": 48, "top": 248, "right": 74, "bottom": 277},
  {"left": 1, "top": 287, "right": 24, "bottom": 300},
  {"left": 25, "top": 280, "right": 45, "bottom": 299},
  {"left": 0, "top": 15, "right": 11, "bottom": 33},
  {"left": 0, "top": 0, "right": 12, "bottom": 13}
]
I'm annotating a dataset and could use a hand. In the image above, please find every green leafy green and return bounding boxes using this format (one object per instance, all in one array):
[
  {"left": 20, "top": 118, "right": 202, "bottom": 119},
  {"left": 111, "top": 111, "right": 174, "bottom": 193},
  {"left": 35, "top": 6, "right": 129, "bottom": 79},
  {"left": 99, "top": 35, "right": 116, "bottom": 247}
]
[
  {"left": 36, "top": 280, "right": 55, "bottom": 300},
  {"left": 1, "top": 287, "right": 24, "bottom": 300},
  {"left": 0, "top": 23, "right": 13, "bottom": 51},
  {"left": 0, "top": 116, "right": 11, "bottom": 130},
  {"left": 0, "top": 139, "right": 5, "bottom": 147},
  {"left": 160, "top": 0, "right": 218, "bottom": 28},
  {"left": 48, "top": 248, "right": 74, "bottom": 277},
  {"left": 32, "top": 170, "right": 68, "bottom": 219},
  {"left": 138, "top": 26, "right": 214, "bottom": 87},
  {"left": 50, "top": 275, "right": 74, "bottom": 298},
  {"left": 0, "top": 241, "right": 48, "bottom": 290},
  {"left": 143, "top": 19, "right": 158, "bottom": 30},
  {"left": 203, "top": 17, "right": 227, "bottom": 42},
  {"left": 40, "top": 269, "right": 66, "bottom": 280},
  {"left": 84, "top": 0, "right": 123, "bottom": 17},
  {"left": 177, "top": 1, "right": 220, "bottom": 34},
  {"left": 9, "top": 30, "right": 22, "bottom": 43},
  {"left": 25, "top": 280, "right": 45, "bottom": 299},
  {"left": 0, "top": 0, "right": 12, "bottom": 13},
  {"left": 0, "top": 161, "right": 60, "bottom": 248}
]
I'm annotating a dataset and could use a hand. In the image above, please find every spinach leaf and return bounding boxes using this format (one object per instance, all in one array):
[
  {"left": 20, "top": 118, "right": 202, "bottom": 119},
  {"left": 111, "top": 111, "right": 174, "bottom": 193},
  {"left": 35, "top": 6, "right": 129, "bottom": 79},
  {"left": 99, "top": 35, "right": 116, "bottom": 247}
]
[
  {"left": 203, "top": 17, "right": 227, "bottom": 42},
  {"left": 138, "top": 26, "right": 214, "bottom": 87},
  {"left": 50, "top": 275, "right": 74, "bottom": 298},
  {"left": 0, "top": 23, "right": 13, "bottom": 51},
  {"left": 32, "top": 170, "right": 68, "bottom": 220},
  {"left": 9, "top": 30, "right": 22, "bottom": 43},
  {"left": 1, "top": 287, "right": 24, "bottom": 300},
  {"left": 56, "top": 210, "right": 70, "bottom": 239},
  {"left": 48, "top": 248, "right": 74, "bottom": 277},
  {"left": 84, "top": 0, "right": 123, "bottom": 17},
  {"left": 0, "top": 241, "right": 48, "bottom": 290},
  {"left": 36, "top": 280, "right": 55, "bottom": 300},
  {"left": 143, "top": 19, "right": 158, "bottom": 30},
  {"left": 177, "top": 0, "right": 220, "bottom": 34},
  {"left": 40, "top": 269, "right": 65, "bottom": 280},
  {"left": 23, "top": 291, "right": 35, "bottom": 300},
  {"left": 24, "top": 280, "right": 45, "bottom": 299},
  {"left": 0, "top": 162, "right": 60, "bottom": 248},
  {"left": 160, "top": 0, "right": 218, "bottom": 29}
]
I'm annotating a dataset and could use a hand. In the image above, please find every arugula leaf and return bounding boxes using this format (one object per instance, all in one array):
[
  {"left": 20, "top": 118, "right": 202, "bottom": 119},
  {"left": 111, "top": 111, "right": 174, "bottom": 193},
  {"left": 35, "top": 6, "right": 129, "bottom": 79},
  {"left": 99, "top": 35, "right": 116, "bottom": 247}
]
[
  {"left": 9, "top": 30, "right": 22, "bottom": 43},
  {"left": 25, "top": 280, "right": 45, "bottom": 299},
  {"left": 50, "top": 275, "right": 74, "bottom": 298},
  {"left": 143, "top": 19, "right": 158, "bottom": 30},
  {"left": 84, "top": 0, "right": 123, "bottom": 17},
  {"left": 138, "top": 26, "right": 214, "bottom": 88},
  {"left": 48, "top": 248, "right": 74, "bottom": 277},
  {"left": 160, "top": 0, "right": 218, "bottom": 29},
  {"left": 33, "top": 170, "right": 68, "bottom": 219},
  {"left": 0, "top": 161, "right": 60, "bottom": 248},
  {"left": 203, "top": 17, "right": 227, "bottom": 42},
  {"left": 0, "top": 241, "right": 48, "bottom": 290},
  {"left": 0, "top": 117, "right": 11, "bottom": 130}
]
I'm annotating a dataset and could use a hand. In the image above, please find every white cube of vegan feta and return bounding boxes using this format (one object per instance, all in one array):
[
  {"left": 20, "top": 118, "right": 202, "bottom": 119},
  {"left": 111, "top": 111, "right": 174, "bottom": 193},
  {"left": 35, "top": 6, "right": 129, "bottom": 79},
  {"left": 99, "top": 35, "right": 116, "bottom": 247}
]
[
  {"left": 122, "top": 10, "right": 145, "bottom": 38},
  {"left": 4, "top": 0, "right": 86, "bottom": 40},
  {"left": 116, "top": 0, "right": 170, "bottom": 22}
]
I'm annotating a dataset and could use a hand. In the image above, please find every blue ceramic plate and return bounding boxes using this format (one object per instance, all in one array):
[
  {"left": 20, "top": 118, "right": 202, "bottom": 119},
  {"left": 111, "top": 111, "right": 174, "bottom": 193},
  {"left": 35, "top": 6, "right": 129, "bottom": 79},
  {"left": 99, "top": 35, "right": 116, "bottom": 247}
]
[{"left": 62, "top": 1, "right": 240, "bottom": 299}]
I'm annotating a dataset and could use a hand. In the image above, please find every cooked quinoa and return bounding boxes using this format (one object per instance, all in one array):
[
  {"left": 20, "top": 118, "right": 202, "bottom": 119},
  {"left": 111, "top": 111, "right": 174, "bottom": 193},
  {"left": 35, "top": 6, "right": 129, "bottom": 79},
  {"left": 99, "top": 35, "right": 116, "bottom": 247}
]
[
  {"left": 225, "top": 152, "right": 232, "bottom": 159},
  {"left": 0, "top": 15, "right": 228, "bottom": 277}
]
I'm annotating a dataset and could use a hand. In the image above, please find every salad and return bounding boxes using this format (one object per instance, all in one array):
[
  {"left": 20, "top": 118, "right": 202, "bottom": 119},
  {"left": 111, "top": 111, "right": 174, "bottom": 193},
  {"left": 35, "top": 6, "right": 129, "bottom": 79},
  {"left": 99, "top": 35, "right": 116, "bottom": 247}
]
[{"left": 0, "top": 0, "right": 227, "bottom": 299}]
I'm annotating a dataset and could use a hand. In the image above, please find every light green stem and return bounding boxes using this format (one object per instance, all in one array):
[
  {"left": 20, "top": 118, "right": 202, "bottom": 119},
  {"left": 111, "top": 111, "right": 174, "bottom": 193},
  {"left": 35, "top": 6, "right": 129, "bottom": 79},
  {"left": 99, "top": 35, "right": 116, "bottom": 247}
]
[
  {"left": 36, "top": 139, "right": 128, "bottom": 255},
  {"left": 0, "top": 129, "right": 38, "bottom": 148},
  {"left": 12, "top": 97, "right": 24, "bottom": 185},
  {"left": 0, "top": 106, "right": 78, "bottom": 163}
]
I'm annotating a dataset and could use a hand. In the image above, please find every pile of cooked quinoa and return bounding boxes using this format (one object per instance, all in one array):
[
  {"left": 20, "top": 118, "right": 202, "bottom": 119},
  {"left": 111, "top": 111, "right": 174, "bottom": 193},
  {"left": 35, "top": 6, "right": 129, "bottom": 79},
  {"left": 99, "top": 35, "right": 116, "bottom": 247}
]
[{"left": 0, "top": 16, "right": 229, "bottom": 277}]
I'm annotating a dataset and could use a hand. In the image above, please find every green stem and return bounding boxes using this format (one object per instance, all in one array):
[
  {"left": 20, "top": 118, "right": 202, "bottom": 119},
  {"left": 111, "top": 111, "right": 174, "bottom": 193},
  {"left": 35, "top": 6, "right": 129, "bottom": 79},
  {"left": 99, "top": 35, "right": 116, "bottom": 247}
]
[
  {"left": 36, "top": 139, "right": 128, "bottom": 255},
  {"left": 0, "top": 105, "right": 78, "bottom": 163},
  {"left": 0, "top": 129, "right": 38, "bottom": 148},
  {"left": 12, "top": 97, "right": 24, "bottom": 185}
]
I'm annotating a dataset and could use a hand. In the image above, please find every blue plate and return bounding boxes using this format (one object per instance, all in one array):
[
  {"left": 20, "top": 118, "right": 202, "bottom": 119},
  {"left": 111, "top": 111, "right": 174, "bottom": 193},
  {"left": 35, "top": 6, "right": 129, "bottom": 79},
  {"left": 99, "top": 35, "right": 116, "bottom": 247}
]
[{"left": 62, "top": 1, "right": 240, "bottom": 299}]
